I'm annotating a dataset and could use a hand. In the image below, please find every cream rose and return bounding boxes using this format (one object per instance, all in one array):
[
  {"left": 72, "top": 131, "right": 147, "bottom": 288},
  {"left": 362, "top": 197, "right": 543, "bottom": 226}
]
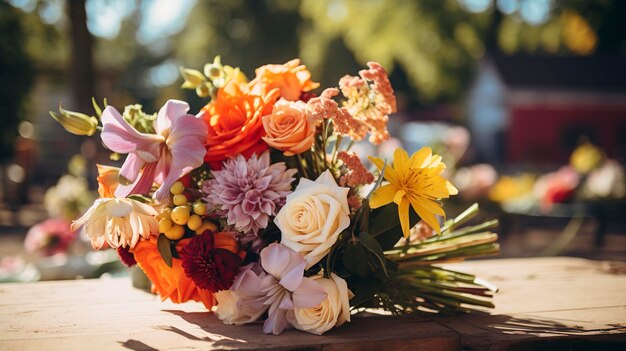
[
  {"left": 214, "top": 290, "right": 246, "bottom": 325},
  {"left": 214, "top": 288, "right": 264, "bottom": 325},
  {"left": 262, "top": 99, "right": 316, "bottom": 156},
  {"left": 287, "top": 273, "right": 353, "bottom": 335},
  {"left": 275, "top": 170, "right": 350, "bottom": 269}
]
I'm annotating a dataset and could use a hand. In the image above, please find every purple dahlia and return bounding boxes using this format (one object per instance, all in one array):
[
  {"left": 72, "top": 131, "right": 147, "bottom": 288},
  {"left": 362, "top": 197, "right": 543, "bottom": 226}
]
[{"left": 203, "top": 151, "right": 296, "bottom": 237}]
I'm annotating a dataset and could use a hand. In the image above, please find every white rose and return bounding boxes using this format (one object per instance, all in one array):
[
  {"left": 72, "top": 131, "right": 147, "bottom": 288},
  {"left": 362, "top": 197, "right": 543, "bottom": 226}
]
[
  {"left": 275, "top": 170, "right": 350, "bottom": 269},
  {"left": 287, "top": 273, "right": 353, "bottom": 335},
  {"left": 214, "top": 290, "right": 259, "bottom": 325}
]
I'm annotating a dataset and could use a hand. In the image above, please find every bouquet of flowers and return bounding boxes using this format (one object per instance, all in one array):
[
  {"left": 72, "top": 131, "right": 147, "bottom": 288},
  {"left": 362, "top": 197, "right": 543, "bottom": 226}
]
[{"left": 51, "top": 58, "right": 499, "bottom": 335}]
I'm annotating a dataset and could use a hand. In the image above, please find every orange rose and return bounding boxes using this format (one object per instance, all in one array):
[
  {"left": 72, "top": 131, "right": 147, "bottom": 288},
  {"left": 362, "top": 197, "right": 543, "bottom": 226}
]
[
  {"left": 96, "top": 164, "right": 119, "bottom": 198},
  {"left": 262, "top": 99, "right": 316, "bottom": 156},
  {"left": 249, "top": 59, "right": 319, "bottom": 101},
  {"left": 201, "top": 81, "right": 280, "bottom": 169},
  {"left": 132, "top": 236, "right": 216, "bottom": 309}
]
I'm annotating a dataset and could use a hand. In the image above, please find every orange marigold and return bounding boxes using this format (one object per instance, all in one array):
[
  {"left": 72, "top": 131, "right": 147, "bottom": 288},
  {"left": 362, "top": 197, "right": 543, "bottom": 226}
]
[{"left": 132, "top": 236, "right": 216, "bottom": 309}]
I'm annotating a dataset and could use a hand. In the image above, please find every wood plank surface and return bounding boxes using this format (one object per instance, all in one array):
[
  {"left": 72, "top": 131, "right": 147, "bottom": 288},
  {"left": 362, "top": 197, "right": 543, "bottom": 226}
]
[{"left": 0, "top": 257, "right": 625, "bottom": 350}]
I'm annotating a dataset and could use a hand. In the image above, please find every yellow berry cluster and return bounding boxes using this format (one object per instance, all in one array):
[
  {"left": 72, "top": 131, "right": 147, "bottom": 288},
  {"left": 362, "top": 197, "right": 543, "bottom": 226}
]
[{"left": 157, "top": 181, "right": 217, "bottom": 240}]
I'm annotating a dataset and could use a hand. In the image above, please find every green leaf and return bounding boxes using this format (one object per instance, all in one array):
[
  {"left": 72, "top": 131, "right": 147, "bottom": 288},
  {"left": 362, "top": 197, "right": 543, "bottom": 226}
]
[
  {"left": 369, "top": 204, "right": 420, "bottom": 251},
  {"left": 370, "top": 204, "right": 421, "bottom": 237},
  {"left": 348, "top": 276, "right": 384, "bottom": 307},
  {"left": 358, "top": 199, "right": 371, "bottom": 233},
  {"left": 359, "top": 232, "right": 388, "bottom": 277},
  {"left": 342, "top": 241, "right": 371, "bottom": 277},
  {"left": 127, "top": 194, "right": 150, "bottom": 203},
  {"left": 369, "top": 204, "right": 400, "bottom": 237},
  {"left": 91, "top": 97, "right": 102, "bottom": 118},
  {"left": 157, "top": 234, "right": 173, "bottom": 268},
  {"left": 324, "top": 231, "right": 348, "bottom": 277},
  {"left": 441, "top": 203, "right": 479, "bottom": 233},
  {"left": 170, "top": 240, "right": 181, "bottom": 259}
]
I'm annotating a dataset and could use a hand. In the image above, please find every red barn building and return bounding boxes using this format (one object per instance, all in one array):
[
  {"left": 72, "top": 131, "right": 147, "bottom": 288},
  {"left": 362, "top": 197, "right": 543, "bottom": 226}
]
[{"left": 467, "top": 55, "right": 626, "bottom": 166}]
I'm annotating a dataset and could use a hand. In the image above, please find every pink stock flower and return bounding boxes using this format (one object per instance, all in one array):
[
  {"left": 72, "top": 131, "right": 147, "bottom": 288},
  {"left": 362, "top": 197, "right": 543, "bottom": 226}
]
[
  {"left": 338, "top": 62, "right": 396, "bottom": 144},
  {"left": 232, "top": 243, "right": 326, "bottom": 335},
  {"left": 304, "top": 63, "right": 396, "bottom": 144},
  {"left": 100, "top": 100, "right": 208, "bottom": 203},
  {"left": 337, "top": 150, "right": 375, "bottom": 187},
  {"left": 24, "top": 218, "right": 76, "bottom": 256},
  {"left": 307, "top": 88, "right": 367, "bottom": 140},
  {"left": 202, "top": 151, "right": 296, "bottom": 237}
]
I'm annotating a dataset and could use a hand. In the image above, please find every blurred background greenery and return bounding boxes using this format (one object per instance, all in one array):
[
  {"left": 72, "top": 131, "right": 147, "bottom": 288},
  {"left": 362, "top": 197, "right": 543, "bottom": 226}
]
[{"left": 1, "top": 0, "right": 625, "bottom": 280}]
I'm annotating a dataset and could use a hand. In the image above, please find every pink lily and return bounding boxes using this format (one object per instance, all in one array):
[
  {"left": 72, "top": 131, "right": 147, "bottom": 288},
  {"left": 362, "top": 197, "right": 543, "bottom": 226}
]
[
  {"left": 100, "top": 100, "right": 208, "bottom": 203},
  {"left": 233, "top": 243, "right": 327, "bottom": 335}
]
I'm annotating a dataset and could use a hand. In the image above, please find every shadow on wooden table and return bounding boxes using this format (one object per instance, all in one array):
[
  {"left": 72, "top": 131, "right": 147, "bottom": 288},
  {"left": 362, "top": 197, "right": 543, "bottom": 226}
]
[
  {"left": 119, "top": 339, "right": 159, "bottom": 351},
  {"left": 433, "top": 312, "right": 626, "bottom": 351},
  {"left": 145, "top": 309, "right": 460, "bottom": 350},
  {"left": 114, "top": 309, "right": 626, "bottom": 351}
]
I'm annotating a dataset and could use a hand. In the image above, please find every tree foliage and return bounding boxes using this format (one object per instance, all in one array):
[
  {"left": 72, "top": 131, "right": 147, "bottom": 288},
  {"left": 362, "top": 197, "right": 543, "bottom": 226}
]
[{"left": 0, "top": 2, "right": 34, "bottom": 161}]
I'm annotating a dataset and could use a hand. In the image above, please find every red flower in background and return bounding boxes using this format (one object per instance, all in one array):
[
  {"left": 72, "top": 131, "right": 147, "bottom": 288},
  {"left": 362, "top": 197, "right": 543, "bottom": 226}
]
[
  {"left": 534, "top": 166, "right": 580, "bottom": 212},
  {"left": 24, "top": 219, "right": 76, "bottom": 256}
]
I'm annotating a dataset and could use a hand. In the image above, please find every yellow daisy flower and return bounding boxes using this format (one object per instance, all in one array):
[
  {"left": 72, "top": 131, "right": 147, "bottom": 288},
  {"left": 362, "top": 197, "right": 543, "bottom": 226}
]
[{"left": 368, "top": 147, "right": 457, "bottom": 237}]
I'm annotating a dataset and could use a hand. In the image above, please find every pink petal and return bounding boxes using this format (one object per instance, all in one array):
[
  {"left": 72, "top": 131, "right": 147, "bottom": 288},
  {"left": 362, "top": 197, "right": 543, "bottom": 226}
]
[
  {"left": 231, "top": 264, "right": 262, "bottom": 291},
  {"left": 154, "top": 152, "right": 171, "bottom": 185},
  {"left": 292, "top": 277, "right": 327, "bottom": 308},
  {"left": 100, "top": 106, "right": 162, "bottom": 159},
  {"left": 239, "top": 296, "right": 269, "bottom": 319},
  {"left": 155, "top": 100, "right": 190, "bottom": 135},
  {"left": 279, "top": 260, "right": 305, "bottom": 292},
  {"left": 263, "top": 304, "right": 290, "bottom": 335},
  {"left": 278, "top": 294, "right": 294, "bottom": 310},
  {"left": 118, "top": 153, "right": 144, "bottom": 184},
  {"left": 153, "top": 141, "right": 202, "bottom": 201},
  {"left": 167, "top": 113, "right": 208, "bottom": 145},
  {"left": 260, "top": 243, "right": 305, "bottom": 282},
  {"left": 115, "top": 161, "right": 157, "bottom": 198},
  {"left": 153, "top": 114, "right": 207, "bottom": 203}
]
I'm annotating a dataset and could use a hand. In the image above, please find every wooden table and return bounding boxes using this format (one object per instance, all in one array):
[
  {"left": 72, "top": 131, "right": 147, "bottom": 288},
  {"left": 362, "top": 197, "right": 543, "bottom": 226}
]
[{"left": 1, "top": 257, "right": 625, "bottom": 350}]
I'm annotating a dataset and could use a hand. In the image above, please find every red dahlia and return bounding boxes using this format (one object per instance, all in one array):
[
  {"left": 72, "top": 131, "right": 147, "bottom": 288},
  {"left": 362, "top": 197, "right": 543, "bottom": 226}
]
[
  {"left": 179, "top": 231, "right": 242, "bottom": 293},
  {"left": 117, "top": 246, "right": 137, "bottom": 267}
]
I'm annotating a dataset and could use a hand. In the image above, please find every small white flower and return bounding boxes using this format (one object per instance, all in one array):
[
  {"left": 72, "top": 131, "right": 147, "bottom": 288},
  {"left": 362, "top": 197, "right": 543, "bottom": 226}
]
[{"left": 71, "top": 198, "right": 158, "bottom": 249}]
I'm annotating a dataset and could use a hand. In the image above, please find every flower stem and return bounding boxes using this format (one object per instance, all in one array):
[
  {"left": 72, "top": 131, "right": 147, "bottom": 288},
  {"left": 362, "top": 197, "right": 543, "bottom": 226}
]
[
  {"left": 296, "top": 153, "right": 309, "bottom": 179},
  {"left": 346, "top": 139, "right": 355, "bottom": 152},
  {"left": 321, "top": 120, "right": 332, "bottom": 170},
  {"left": 332, "top": 135, "right": 343, "bottom": 165}
]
